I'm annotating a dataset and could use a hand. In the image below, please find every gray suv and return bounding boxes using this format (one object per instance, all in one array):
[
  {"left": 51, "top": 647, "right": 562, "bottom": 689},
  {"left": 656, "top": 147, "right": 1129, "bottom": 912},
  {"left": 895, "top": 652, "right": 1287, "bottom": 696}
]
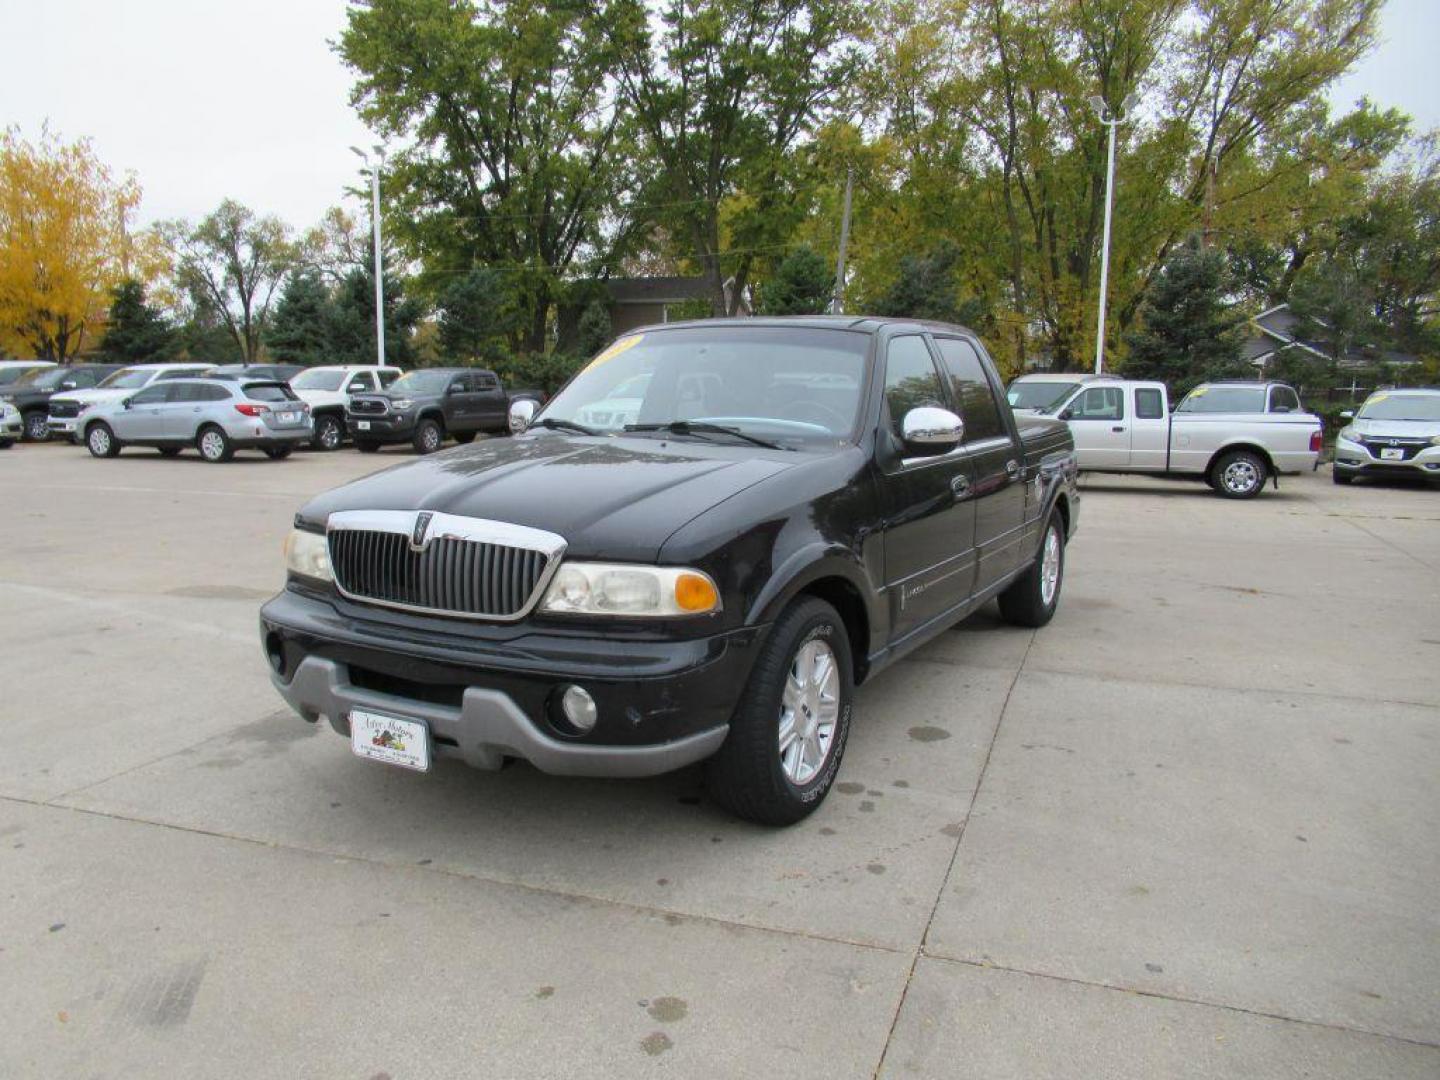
[{"left": 83, "top": 378, "right": 314, "bottom": 462}]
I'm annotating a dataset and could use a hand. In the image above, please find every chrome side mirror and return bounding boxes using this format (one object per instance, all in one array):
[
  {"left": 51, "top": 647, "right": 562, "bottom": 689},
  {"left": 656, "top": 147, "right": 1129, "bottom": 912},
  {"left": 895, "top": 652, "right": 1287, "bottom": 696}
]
[
  {"left": 1340, "top": 409, "right": 1354, "bottom": 419},
  {"left": 508, "top": 398, "right": 538, "bottom": 433},
  {"left": 901, "top": 406, "right": 963, "bottom": 454}
]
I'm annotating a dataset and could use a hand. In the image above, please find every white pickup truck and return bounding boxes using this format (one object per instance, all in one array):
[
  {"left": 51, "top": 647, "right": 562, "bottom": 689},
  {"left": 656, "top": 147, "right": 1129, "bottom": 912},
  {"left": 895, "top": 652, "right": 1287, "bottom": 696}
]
[{"left": 1007, "top": 375, "right": 1321, "bottom": 498}]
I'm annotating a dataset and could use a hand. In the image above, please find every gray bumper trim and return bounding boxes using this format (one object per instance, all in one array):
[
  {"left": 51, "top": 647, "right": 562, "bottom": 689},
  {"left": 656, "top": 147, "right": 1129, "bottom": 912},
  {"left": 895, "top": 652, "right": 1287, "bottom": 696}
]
[{"left": 272, "top": 655, "right": 729, "bottom": 778}]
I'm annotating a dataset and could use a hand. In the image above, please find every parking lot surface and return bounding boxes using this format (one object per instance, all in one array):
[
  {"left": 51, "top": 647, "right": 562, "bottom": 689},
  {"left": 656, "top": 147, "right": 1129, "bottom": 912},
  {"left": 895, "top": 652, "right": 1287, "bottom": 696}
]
[{"left": 2, "top": 443, "right": 1437, "bottom": 1078}]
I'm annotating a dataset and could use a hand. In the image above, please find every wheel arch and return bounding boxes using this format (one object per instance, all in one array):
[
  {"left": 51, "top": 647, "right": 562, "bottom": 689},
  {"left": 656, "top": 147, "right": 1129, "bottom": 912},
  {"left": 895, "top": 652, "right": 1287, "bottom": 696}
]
[
  {"left": 747, "top": 547, "right": 882, "bottom": 685},
  {"left": 1205, "top": 441, "right": 1275, "bottom": 477}
]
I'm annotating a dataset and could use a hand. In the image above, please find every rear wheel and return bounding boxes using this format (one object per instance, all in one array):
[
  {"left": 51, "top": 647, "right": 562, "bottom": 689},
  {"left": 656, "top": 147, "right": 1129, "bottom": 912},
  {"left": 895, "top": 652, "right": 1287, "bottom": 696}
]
[
  {"left": 705, "top": 597, "right": 853, "bottom": 826},
  {"left": 355, "top": 440, "right": 381, "bottom": 453},
  {"left": 1210, "top": 449, "right": 1267, "bottom": 499},
  {"left": 413, "top": 417, "right": 444, "bottom": 454},
  {"left": 1332, "top": 469, "right": 1354, "bottom": 485},
  {"left": 0, "top": 440, "right": 13, "bottom": 450},
  {"left": 312, "top": 414, "right": 344, "bottom": 451},
  {"left": 197, "top": 425, "right": 234, "bottom": 463},
  {"left": 264, "top": 445, "right": 294, "bottom": 460},
  {"left": 23, "top": 412, "right": 49, "bottom": 441},
  {"left": 86, "top": 422, "right": 121, "bottom": 458},
  {"left": 998, "top": 510, "right": 1065, "bottom": 627}
]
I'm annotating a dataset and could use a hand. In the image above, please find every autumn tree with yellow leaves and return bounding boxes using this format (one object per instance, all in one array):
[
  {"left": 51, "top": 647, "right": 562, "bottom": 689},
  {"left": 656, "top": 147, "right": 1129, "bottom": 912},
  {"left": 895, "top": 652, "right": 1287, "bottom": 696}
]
[{"left": 0, "top": 128, "right": 140, "bottom": 362}]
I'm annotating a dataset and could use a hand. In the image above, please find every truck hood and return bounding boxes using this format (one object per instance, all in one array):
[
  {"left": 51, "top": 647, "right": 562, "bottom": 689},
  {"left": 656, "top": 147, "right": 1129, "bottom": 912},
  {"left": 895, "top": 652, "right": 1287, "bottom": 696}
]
[
  {"left": 299, "top": 433, "right": 801, "bottom": 562},
  {"left": 51, "top": 387, "right": 127, "bottom": 408},
  {"left": 1346, "top": 418, "right": 1440, "bottom": 439}
]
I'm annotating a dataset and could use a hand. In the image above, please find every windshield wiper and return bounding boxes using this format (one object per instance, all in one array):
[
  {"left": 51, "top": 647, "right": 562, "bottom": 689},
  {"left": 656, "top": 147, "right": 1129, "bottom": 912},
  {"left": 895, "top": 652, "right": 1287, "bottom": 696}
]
[
  {"left": 624, "top": 421, "right": 788, "bottom": 450},
  {"left": 531, "top": 417, "right": 599, "bottom": 436}
]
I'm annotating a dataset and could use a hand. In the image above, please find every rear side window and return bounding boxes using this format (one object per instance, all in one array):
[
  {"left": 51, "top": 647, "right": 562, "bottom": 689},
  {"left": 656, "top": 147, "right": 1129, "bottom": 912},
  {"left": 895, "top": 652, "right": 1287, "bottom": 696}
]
[
  {"left": 1069, "top": 387, "right": 1125, "bottom": 420},
  {"left": 1268, "top": 385, "right": 1300, "bottom": 413},
  {"left": 246, "top": 384, "right": 298, "bottom": 402},
  {"left": 1177, "top": 387, "right": 1266, "bottom": 413},
  {"left": 1135, "top": 388, "right": 1165, "bottom": 419},
  {"left": 883, "top": 336, "right": 947, "bottom": 438},
  {"left": 934, "top": 338, "right": 1004, "bottom": 442}
]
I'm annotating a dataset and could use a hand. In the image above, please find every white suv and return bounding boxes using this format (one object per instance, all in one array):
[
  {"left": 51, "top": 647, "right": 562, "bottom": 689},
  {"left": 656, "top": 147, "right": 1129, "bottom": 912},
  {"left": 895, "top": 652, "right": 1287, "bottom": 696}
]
[
  {"left": 47, "top": 363, "right": 215, "bottom": 441},
  {"left": 289, "top": 365, "right": 404, "bottom": 450},
  {"left": 1333, "top": 388, "right": 1440, "bottom": 486}
]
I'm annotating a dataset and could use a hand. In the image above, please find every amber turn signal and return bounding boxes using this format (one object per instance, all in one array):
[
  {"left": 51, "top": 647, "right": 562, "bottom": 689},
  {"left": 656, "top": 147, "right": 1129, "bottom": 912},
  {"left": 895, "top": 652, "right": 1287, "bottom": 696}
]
[{"left": 674, "top": 572, "right": 719, "bottom": 612}]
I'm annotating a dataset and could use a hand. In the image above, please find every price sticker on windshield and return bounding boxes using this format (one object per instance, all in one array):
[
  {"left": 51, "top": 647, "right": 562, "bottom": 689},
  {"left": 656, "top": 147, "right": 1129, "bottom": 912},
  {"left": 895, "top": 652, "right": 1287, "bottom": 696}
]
[
  {"left": 586, "top": 334, "right": 643, "bottom": 372},
  {"left": 1190, "top": 387, "right": 1207, "bottom": 396},
  {"left": 1369, "top": 393, "right": 1389, "bottom": 404}
]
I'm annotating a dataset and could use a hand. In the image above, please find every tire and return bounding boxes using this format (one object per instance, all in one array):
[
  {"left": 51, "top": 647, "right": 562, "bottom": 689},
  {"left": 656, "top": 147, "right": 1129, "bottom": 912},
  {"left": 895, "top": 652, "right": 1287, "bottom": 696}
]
[
  {"left": 23, "top": 411, "right": 49, "bottom": 442},
  {"left": 1210, "top": 449, "right": 1267, "bottom": 499},
  {"left": 704, "top": 597, "right": 854, "bottom": 826},
  {"left": 998, "top": 510, "right": 1065, "bottom": 628},
  {"left": 1332, "top": 469, "right": 1354, "bottom": 485},
  {"left": 197, "top": 425, "right": 234, "bottom": 463},
  {"left": 452, "top": 430, "right": 477, "bottom": 444},
  {"left": 356, "top": 440, "right": 381, "bottom": 453},
  {"left": 312, "top": 414, "right": 344, "bottom": 451},
  {"left": 413, "top": 417, "right": 445, "bottom": 454},
  {"left": 157, "top": 446, "right": 182, "bottom": 457},
  {"left": 264, "top": 445, "right": 294, "bottom": 460},
  {"left": 0, "top": 440, "right": 13, "bottom": 450},
  {"left": 85, "top": 422, "right": 121, "bottom": 458}
]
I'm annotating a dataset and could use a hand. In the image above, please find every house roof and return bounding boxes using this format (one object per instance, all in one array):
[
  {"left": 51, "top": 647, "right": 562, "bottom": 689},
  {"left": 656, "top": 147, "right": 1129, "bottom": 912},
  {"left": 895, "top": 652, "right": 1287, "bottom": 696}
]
[
  {"left": 604, "top": 276, "right": 714, "bottom": 304},
  {"left": 1241, "top": 303, "right": 1419, "bottom": 369}
]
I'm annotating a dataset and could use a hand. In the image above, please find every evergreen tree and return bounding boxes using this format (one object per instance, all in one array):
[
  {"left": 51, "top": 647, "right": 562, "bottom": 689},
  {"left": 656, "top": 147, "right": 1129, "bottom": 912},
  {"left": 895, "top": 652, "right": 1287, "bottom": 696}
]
[
  {"left": 574, "top": 300, "right": 612, "bottom": 358},
  {"left": 1122, "top": 237, "right": 1248, "bottom": 393},
  {"left": 756, "top": 247, "right": 833, "bottom": 315},
  {"left": 328, "top": 257, "right": 426, "bottom": 367},
  {"left": 264, "top": 272, "right": 334, "bottom": 366},
  {"left": 437, "top": 268, "right": 517, "bottom": 362},
  {"left": 872, "top": 241, "right": 985, "bottom": 325},
  {"left": 96, "top": 280, "right": 173, "bottom": 362}
]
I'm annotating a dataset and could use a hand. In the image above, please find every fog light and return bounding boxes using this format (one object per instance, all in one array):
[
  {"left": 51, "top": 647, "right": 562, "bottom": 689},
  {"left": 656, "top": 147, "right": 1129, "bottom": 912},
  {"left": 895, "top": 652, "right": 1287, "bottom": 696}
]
[{"left": 560, "top": 685, "right": 597, "bottom": 732}]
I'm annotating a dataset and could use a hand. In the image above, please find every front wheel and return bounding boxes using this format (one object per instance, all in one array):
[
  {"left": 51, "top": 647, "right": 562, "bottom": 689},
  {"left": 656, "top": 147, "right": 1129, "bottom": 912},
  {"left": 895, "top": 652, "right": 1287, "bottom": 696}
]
[
  {"left": 86, "top": 423, "right": 121, "bottom": 458},
  {"left": 0, "top": 439, "right": 13, "bottom": 450},
  {"left": 998, "top": 510, "right": 1065, "bottom": 627},
  {"left": 705, "top": 597, "right": 853, "bottom": 826},
  {"left": 197, "top": 425, "right": 234, "bottom": 463},
  {"left": 1211, "top": 449, "right": 1267, "bottom": 499},
  {"left": 413, "top": 417, "right": 444, "bottom": 454},
  {"left": 311, "top": 414, "right": 344, "bottom": 451},
  {"left": 23, "top": 412, "right": 49, "bottom": 442},
  {"left": 1332, "top": 469, "right": 1354, "bottom": 486}
]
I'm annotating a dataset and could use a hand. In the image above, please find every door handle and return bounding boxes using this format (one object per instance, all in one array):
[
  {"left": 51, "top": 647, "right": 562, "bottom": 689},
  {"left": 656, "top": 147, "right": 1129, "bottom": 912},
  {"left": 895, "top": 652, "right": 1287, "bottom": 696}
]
[
  {"left": 950, "top": 474, "right": 971, "bottom": 499},
  {"left": 1111, "top": 425, "right": 1125, "bottom": 433}
]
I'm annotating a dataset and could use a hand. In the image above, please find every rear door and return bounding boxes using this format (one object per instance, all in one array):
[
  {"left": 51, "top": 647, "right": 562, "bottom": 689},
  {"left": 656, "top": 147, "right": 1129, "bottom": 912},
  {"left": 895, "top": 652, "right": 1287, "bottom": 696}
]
[
  {"left": 168, "top": 382, "right": 230, "bottom": 438},
  {"left": 877, "top": 333, "right": 978, "bottom": 641},
  {"left": 933, "top": 335, "right": 1027, "bottom": 595},
  {"left": 1064, "top": 385, "right": 1130, "bottom": 469},
  {"left": 1129, "top": 385, "right": 1170, "bottom": 469}
]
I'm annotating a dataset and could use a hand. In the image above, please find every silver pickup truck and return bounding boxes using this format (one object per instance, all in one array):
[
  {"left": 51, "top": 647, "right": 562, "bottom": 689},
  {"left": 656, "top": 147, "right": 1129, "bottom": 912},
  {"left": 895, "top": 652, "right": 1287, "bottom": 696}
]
[{"left": 1008, "top": 375, "right": 1321, "bottom": 498}]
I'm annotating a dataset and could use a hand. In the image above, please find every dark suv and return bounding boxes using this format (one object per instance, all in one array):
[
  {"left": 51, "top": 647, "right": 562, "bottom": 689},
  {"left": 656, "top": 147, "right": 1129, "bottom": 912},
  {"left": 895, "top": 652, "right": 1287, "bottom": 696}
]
[
  {"left": 346, "top": 368, "right": 541, "bottom": 454},
  {"left": 263, "top": 318, "right": 1079, "bottom": 824},
  {"left": 0, "top": 364, "right": 123, "bottom": 441}
]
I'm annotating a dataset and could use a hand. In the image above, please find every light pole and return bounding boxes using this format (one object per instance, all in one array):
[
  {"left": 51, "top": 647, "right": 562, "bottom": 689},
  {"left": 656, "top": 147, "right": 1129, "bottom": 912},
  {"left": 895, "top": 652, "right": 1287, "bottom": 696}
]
[
  {"left": 1088, "top": 92, "right": 1138, "bottom": 375},
  {"left": 351, "top": 145, "right": 387, "bottom": 367}
]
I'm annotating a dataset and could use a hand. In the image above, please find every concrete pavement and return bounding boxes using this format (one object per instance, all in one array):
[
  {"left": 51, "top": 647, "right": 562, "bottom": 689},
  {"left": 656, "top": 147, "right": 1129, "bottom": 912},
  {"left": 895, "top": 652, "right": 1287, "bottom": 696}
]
[{"left": 1, "top": 442, "right": 1436, "bottom": 1077}]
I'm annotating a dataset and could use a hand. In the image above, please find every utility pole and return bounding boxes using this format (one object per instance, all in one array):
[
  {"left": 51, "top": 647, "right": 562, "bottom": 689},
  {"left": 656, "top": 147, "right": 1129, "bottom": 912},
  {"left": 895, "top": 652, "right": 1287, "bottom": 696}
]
[
  {"left": 831, "top": 166, "right": 854, "bottom": 315},
  {"left": 1088, "top": 92, "right": 1139, "bottom": 375},
  {"left": 351, "top": 145, "right": 387, "bottom": 367}
]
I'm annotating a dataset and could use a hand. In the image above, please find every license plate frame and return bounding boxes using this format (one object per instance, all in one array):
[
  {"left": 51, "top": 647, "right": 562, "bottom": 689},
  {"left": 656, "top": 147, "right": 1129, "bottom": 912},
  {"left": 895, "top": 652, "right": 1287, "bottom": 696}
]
[
  {"left": 349, "top": 709, "right": 431, "bottom": 772},
  {"left": 278, "top": 410, "right": 298, "bottom": 424},
  {"left": 1379, "top": 447, "right": 1405, "bottom": 461},
  {"left": 356, "top": 420, "right": 371, "bottom": 431}
]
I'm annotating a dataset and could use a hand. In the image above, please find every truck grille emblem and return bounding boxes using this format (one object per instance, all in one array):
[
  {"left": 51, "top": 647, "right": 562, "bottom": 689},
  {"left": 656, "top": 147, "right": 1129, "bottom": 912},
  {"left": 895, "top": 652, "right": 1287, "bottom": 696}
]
[{"left": 411, "top": 511, "right": 433, "bottom": 550}]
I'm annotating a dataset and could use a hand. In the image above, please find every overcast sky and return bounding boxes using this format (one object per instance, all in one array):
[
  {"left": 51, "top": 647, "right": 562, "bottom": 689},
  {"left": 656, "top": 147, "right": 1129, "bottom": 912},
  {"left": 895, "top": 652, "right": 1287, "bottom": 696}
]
[{"left": 3, "top": 0, "right": 1437, "bottom": 233}]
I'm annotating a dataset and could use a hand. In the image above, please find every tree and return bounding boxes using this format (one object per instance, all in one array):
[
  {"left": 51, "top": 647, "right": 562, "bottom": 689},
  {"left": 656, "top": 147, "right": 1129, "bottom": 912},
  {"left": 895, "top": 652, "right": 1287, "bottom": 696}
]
[
  {"left": 1122, "top": 236, "right": 1248, "bottom": 393},
  {"left": 327, "top": 251, "right": 426, "bottom": 367},
  {"left": 609, "top": 0, "right": 859, "bottom": 315},
  {"left": 166, "top": 200, "right": 294, "bottom": 363},
  {"left": 0, "top": 127, "right": 138, "bottom": 361},
  {"left": 339, "top": 0, "right": 638, "bottom": 352},
  {"left": 437, "top": 268, "right": 517, "bottom": 362},
  {"left": 96, "top": 280, "right": 173, "bottom": 362},
  {"left": 756, "top": 247, "right": 833, "bottom": 315},
  {"left": 264, "top": 272, "right": 335, "bottom": 366},
  {"left": 873, "top": 241, "right": 986, "bottom": 325},
  {"left": 574, "top": 299, "right": 612, "bottom": 358}
]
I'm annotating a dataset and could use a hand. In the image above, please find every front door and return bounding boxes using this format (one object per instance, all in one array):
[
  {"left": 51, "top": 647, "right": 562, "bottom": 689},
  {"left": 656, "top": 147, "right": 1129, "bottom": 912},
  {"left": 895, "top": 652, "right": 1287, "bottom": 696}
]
[
  {"left": 877, "top": 334, "right": 978, "bottom": 642},
  {"left": 111, "top": 384, "right": 171, "bottom": 440},
  {"left": 933, "top": 336, "right": 1028, "bottom": 595},
  {"left": 1065, "top": 384, "right": 1130, "bottom": 469}
]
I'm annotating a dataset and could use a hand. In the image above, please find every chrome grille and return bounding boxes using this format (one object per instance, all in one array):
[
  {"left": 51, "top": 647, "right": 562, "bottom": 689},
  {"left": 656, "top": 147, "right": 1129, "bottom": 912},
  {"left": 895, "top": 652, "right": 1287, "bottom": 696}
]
[
  {"left": 349, "top": 398, "right": 388, "bottom": 415},
  {"left": 49, "top": 401, "right": 80, "bottom": 418},
  {"left": 325, "top": 510, "right": 565, "bottom": 621}
]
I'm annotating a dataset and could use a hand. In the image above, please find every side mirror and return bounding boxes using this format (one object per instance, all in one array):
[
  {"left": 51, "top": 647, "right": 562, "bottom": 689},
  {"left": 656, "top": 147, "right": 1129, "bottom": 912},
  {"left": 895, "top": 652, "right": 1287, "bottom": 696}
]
[
  {"left": 1058, "top": 407, "right": 1074, "bottom": 421},
  {"left": 1340, "top": 410, "right": 1354, "bottom": 419},
  {"left": 121, "top": 397, "right": 133, "bottom": 409},
  {"left": 509, "top": 398, "right": 538, "bottom": 433},
  {"left": 901, "top": 406, "right": 963, "bottom": 455},
  {"left": 61, "top": 380, "right": 77, "bottom": 390}
]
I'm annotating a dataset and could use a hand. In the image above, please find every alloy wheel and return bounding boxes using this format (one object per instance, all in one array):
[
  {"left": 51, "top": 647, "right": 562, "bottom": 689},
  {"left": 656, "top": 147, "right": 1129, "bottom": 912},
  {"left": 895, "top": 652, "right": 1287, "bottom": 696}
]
[{"left": 778, "top": 638, "right": 840, "bottom": 786}]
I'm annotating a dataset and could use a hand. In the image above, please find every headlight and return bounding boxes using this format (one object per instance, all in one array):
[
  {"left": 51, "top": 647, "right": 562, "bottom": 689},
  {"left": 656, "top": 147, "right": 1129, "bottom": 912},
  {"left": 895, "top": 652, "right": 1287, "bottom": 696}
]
[
  {"left": 283, "top": 529, "right": 332, "bottom": 583},
  {"left": 77, "top": 402, "right": 93, "bottom": 414},
  {"left": 1430, "top": 434, "right": 1440, "bottom": 446},
  {"left": 391, "top": 398, "right": 413, "bottom": 410},
  {"left": 540, "top": 562, "right": 720, "bottom": 616},
  {"left": 1338, "top": 426, "right": 1357, "bottom": 442}
]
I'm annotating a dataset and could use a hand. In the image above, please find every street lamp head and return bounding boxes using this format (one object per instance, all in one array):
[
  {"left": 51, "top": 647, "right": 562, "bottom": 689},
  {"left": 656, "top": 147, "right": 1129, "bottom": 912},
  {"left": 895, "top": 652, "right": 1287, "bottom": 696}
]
[
  {"left": 349, "top": 145, "right": 368, "bottom": 162},
  {"left": 1120, "top": 92, "right": 1141, "bottom": 117},
  {"left": 1088, "top": 95, "right": 1107, "bottom": 117}
]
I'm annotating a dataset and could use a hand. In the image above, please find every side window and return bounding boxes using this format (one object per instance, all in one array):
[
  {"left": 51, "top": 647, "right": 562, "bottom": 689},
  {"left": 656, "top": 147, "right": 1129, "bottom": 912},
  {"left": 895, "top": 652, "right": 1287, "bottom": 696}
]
[
  {"left": 345, "top": 374, "right": 371, "bottom": 393},
  {"left": 476, "top": 372, "right": 499, "bottom": 391},
  {"left": 130, "top": 385, "right": 170, "bottom": 406},
  {"left": 379, "top": 369, "right": 401, "bottom": 389},
  {"left": 883, "top": 336, "right": 947, "bottom": 439},
  {"left": 450, "top": 374, "right": 471, "bottom": 394},
  {"left": 169, "top": 384, "right": 202, "bottom": 403},
  {"left": 934, "top": 338, "right": 1005, "bottom": 442},
  {"left": 71, "top": 371, "right": 96, "bottom": 388},
  {"left": 200, "top": 384, "right": 232, "bottom": 402},
  {"left": 1069, "top": 386, "right": 1125, "bottom": 420},
  {"left": 1269, "top": 386, "right": 1300, "bottom": 413},
  {"left": 1134, "top": 388, "right": 1165, "bottom": 420}
]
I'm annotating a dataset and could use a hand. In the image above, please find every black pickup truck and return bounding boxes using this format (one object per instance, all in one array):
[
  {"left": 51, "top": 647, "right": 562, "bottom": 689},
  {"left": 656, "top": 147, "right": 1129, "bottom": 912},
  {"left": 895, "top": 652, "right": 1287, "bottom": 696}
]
[
  {"left": 346, "top": 367, "right": 544, "bottom": 453},
  {"left": 263, "top": 318, "right": 1079, "bottom": 824}
]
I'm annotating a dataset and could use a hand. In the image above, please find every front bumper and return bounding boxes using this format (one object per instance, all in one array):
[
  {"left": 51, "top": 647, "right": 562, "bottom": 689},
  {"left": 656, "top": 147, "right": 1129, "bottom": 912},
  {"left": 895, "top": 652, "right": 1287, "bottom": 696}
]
[
  {"left": 1334, "top": 437, "right": 1440, "bottom": 479},
  {"left": 260, "top": 587, "right": 764, "bottom": 777},
  {"left": 347, "top": 412, "right": 417, "bottom": 442},
  {"left": 47, "top": 415, "right": 81, "bottom": 435}
]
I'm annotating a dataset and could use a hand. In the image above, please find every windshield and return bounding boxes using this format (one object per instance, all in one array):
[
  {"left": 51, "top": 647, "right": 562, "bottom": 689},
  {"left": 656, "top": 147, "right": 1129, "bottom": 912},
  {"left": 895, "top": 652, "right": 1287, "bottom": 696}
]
[
  {"left": 389, "top": 370, "right": 453, "bottom": 396},
  {"left": 290, "top": 369, "right": 347, "bottom": 391},
  {"left": 540, "top": 327, "right": 870, "bottom": 443},
  {"left": 1008, "top": 380, "right": 1080, "bottom": 412},
  {"left": 13, "top": 367, "right": 71, "bottom": 389},
  {"left": 1357, "top": 392, "right": 1440, "bottom": 422},
  {"left": 0, "top": 366, "right": 45, "bottom": 386},
  {"left": 1176, "top": 387, "right": 1266, "bottom": 413},
  {"left": 99, "top": 368, "right": 154, "bottom": 389}
]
